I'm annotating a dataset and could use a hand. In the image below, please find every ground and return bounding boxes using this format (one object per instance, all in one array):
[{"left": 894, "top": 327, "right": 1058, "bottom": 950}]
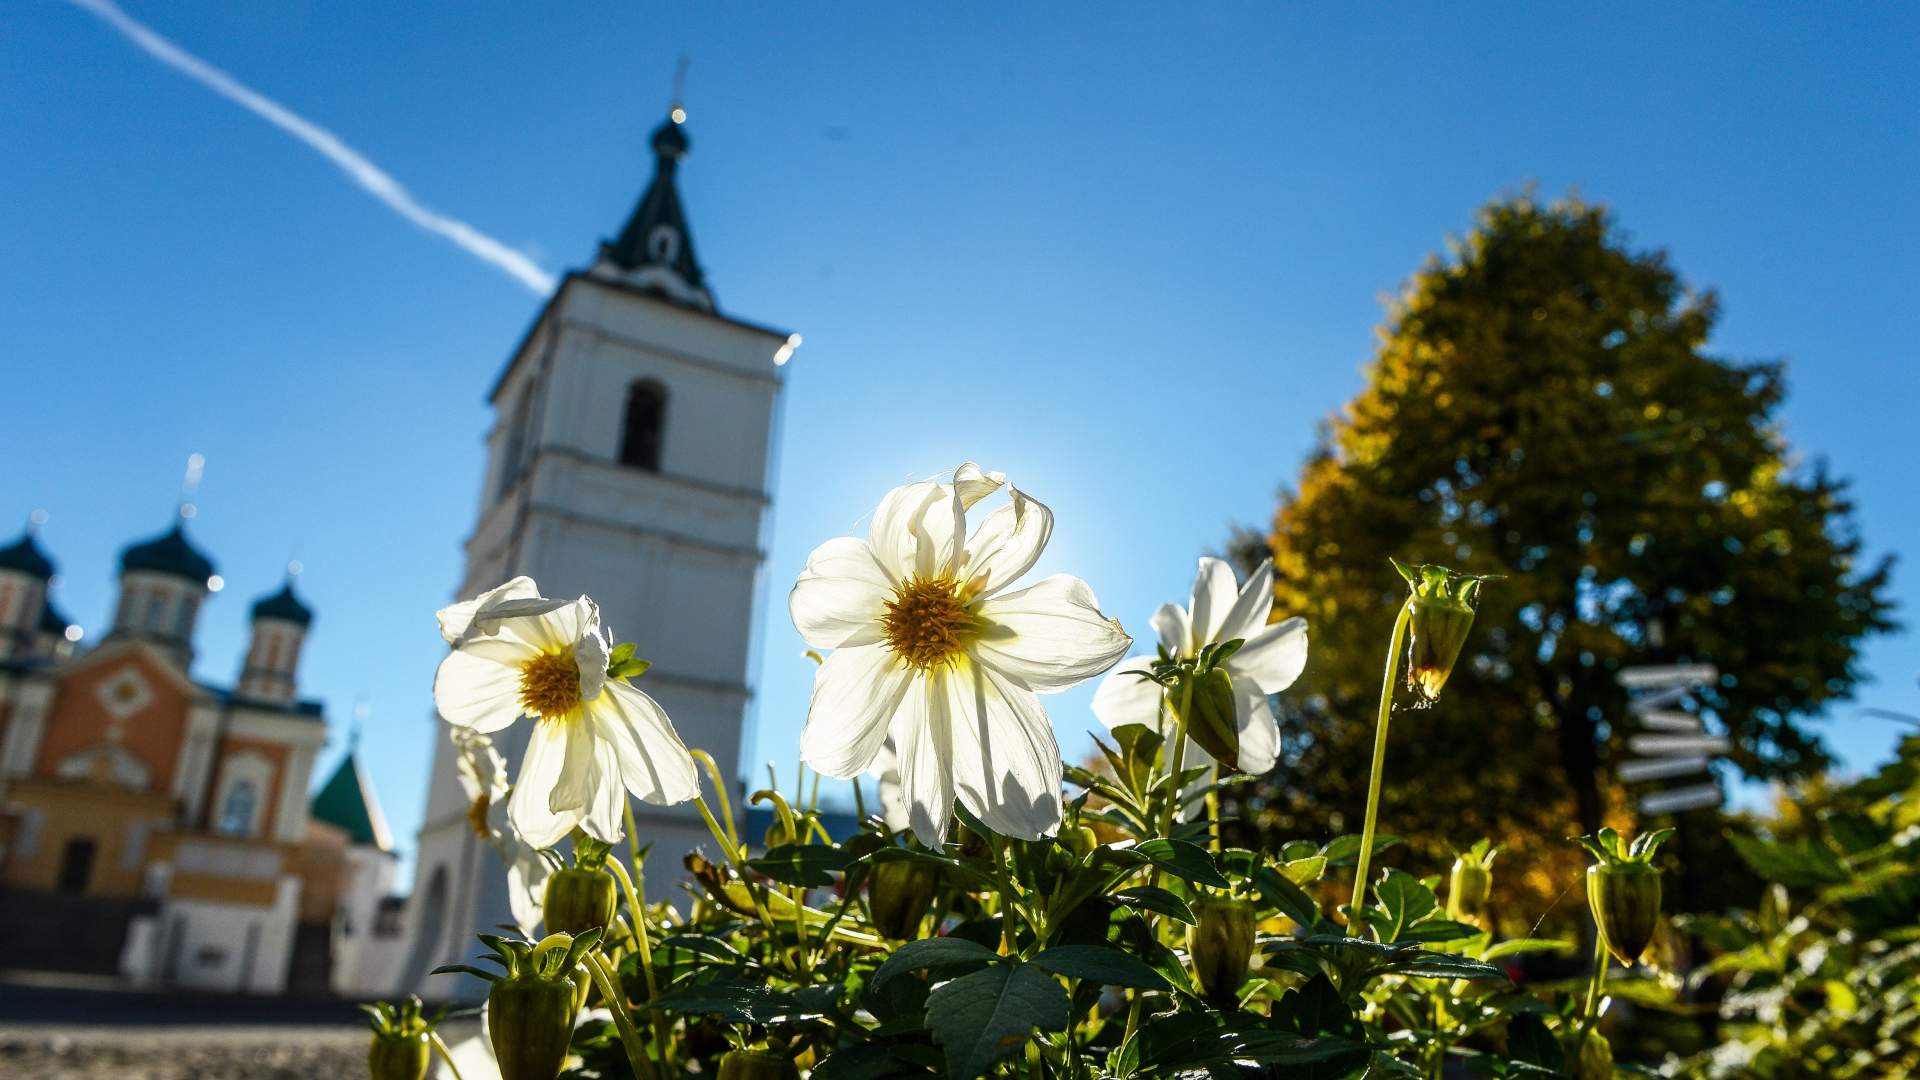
[{"left": 0, "top": 974, "right": 477, "bottom": 1080}]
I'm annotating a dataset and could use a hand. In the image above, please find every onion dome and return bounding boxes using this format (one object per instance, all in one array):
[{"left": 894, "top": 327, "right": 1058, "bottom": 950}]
[
  {"left": 0, "top": 530, "right": 55, "bottom": 580},
  {"left": 120, "top": 522, "right": 216, "bottom": 585},
  {"left": 39, "top": 597, "right": 72, "bottom": 635},
  {"left": 599, "top": 108, "right": 711, "bottom": 308},
  {"left": 251, "top": 579, "right": 313, "bottom": 627}
]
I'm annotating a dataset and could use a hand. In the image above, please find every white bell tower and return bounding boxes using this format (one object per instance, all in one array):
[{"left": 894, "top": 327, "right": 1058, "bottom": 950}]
[{"left": 399, "top": 107, "right": 799, "bottom": 997}]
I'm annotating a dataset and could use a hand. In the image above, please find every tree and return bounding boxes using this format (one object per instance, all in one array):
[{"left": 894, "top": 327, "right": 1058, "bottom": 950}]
[{"left": 1235, "top": 194, "right": 1895, "bottom": 916}]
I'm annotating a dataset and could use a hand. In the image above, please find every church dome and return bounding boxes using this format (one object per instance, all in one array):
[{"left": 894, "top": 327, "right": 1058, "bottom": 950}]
[
  {"left": 39, "top": 596, "right": 71, "bottom": 634},
  {"left": 0, "top": 530, "right": 55, "bottom": 580},
  {"left": 650, "top": 113, "right": 689, "bottom": 158},
  {"left": 251, "top": 580, "right": 313, "bottom": 627},
  {"left": 120, "top": 522, "right": 216, "bottom": 584}
]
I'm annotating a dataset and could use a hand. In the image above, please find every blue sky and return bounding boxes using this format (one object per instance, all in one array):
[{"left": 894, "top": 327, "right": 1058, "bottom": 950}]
[{"left": 4, "top": 3, "right": 1914, "bottom": 880}]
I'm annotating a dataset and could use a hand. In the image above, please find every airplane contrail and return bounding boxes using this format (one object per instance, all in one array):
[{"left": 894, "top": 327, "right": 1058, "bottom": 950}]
[{"left": 62, "top": 0, "right": 556, "bottom": 295}]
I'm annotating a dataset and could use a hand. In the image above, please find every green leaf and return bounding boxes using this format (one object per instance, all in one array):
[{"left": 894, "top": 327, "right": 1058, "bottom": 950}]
[
  {"left": 870, "top": 936, "right": 1002, "bottom": 990},
  {"left": 924, "top": 964, "right": 1070, "bottom": 1080},
  {"left": 1133, "top": 1011, "right": 1370, "bottom": 1074},
  {"left": 648, "top": 980, "right": 834, "bottom": 1024},
  {"left": 1726, "top": 832, "right": 1849, "bottom": 887},
  {"left": 810, "top": 1043, "right": 937, "bottom": 1079},
  {"left": 653, "top": 933, "right": 741, "bottom": 962},
  {"left": 1505, "top": 1013, "right": 1564, "bottom": 1071},
  {"left": 1373, "top": 869, "right": 1438, "bottom": 942},
  {"left": 1321, "top": 833, "right": 1401, "bottom": 867},
  {"left": 1029, "top": 944, "right": 1169, "bottom": 989},
  {"left": 1111, "top": 885, "right": 1196, "bottom": 925},
  {"left": 747, "top": 842, "right": 853, "bottom": 887},
  {"left": 1282, "top": 855, "right": 1328, "bottom": 886},
  {"left": 1482, "top": 937, "right": 1575, "bottom": 961},
  {"left": 1395, "top": 918, "right": 1480, "bottom": 945},
  {"left": 1136, "top": 837, "right": 1230, "bottom": 888}
]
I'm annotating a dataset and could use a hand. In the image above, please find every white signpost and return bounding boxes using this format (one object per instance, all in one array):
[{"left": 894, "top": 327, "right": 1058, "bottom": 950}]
[{"left": 1617, "top": 664, "right": 1724, "bottom": 814}]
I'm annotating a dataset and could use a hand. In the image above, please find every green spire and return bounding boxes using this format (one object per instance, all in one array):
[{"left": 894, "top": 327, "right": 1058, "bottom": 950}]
[{"left": 310, "top": 751, "right": 392, "bottom": 851}]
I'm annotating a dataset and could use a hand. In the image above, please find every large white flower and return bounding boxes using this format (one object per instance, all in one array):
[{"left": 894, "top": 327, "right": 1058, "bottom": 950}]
[
  {"left": 790, "top": 463, "right": 1131, "bottom": 846},
  {"left": 433, "top": 579, "right": 699, "bottom": 849},
  {"left": 1091, "top": 557, "right": 1308, "bottom": 779},
  {"left": 450, "top": 726, "right": 550, "bottom": 936}
]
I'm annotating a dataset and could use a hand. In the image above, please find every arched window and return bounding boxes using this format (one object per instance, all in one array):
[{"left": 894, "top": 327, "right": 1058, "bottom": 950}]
[
  {"left": 217, "top": 780, "right": 259, "bottom": 837},
  {"left": 619, "top": 380, "right": 668, "bottom": 472}
]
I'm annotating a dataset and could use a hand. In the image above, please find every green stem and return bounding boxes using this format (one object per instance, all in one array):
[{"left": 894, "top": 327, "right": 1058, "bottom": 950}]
[
  {"left": 428, "top": 1031, "right": 468, "bottom": 1080},
  {"left": 1124, "top": 676, "right": 1199, "bottom": 1049},
  {"left": 586, "top": 950, "right": 662, "bottom": 1080},
  {"left": 1347, "top": 601, "right": 1411, "bottom": 936},
  {"left": 1576, "top": 925, "right": 1609, "bottom": 1050}
]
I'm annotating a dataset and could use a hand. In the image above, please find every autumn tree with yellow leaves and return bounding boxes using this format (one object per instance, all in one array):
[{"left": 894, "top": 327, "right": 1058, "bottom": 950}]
[{"left": 1232, "top": 195, "right": 1895, "bottom": 921}]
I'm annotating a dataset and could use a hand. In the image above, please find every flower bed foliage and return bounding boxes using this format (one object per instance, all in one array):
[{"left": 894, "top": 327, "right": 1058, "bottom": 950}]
[{"left": 363, "top": 464, "right": 1912, "bottom": 1080}]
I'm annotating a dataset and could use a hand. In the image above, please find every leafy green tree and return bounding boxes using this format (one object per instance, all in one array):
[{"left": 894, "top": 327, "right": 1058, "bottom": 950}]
[{"left": 1236, "top": 194, "right": 1896, "bottom": 913}]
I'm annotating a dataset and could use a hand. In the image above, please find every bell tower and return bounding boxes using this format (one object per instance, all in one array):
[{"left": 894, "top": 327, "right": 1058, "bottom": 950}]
[{"left": 400, "top": 107, "right": 799, "bottom": 996}]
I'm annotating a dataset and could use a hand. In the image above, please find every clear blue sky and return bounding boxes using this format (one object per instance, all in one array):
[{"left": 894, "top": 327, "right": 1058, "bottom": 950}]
[{"left": 4, "top": 3, "right": 1914, "bottom": 881}]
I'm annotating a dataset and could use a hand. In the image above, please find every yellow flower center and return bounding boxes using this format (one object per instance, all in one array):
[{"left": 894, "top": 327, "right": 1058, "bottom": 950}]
[
  {"left": 881, "top": 575, "right": 979, "bottom": 670},
  {"left": 466, "top": 792, "right": 492, "bottom": 838},
  {"left": 518, "top": 648, "right": 582, "bottom": 718}
]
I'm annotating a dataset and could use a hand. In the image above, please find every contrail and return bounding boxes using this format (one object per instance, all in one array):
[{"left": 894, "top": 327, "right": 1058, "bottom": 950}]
[{"left": 62, "top": 0, "right": 556, "bottom": 295}]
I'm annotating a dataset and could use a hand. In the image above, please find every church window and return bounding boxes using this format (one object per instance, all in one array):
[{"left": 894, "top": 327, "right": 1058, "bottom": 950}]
[
  {"left": 172, "top": 594, "right": 197, "bottom": 638},
  {"left": 648, "top": 225, "right": 680, "bottom": 264},
  {"left": 217, "top": 780, "right": 259, "bottom": 837},
  {"left": 58, "top": 837, "right": 96, "bottom": 893},
  {"left": 619, "top": 380, "right": 668, "bottom": 472}
]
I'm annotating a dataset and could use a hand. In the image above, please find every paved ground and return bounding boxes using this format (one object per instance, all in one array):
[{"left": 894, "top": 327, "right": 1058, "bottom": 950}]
[{"left": 0, "top": 972, "right": 477, "bottom": 1080}]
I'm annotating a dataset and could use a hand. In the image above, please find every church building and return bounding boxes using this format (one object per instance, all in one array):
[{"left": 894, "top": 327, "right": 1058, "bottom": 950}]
[
  {"left": 396, "top": 106, "right": 798, "bottom": 997},
  {"left": 0, "top": 517, "right": 396, "bottom": 994}
]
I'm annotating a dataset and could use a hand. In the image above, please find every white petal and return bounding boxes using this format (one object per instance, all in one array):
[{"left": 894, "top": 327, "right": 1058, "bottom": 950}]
[
  {"left": 789, "top": 537, "right": 892, "bottom": 649},
  {"left": 1216, "top": 560, "right": 1277, "bottom": 646},
  {"left": 868, "top": 480, "right": 956, "bottom": 582},
  {"left": 575, "top": 629, "right": 609, "bottom": 703},
  {"left": 504, "top": 595, "right": 599, "bottom": 656},
  {"left": 510, "top": 722, "right": 579, "bottom": 849},
  {"left": 592, "top": 680, "right": 700, "bottom": 805},
  {"left": 894, "top": 674, "right": 955, "bottom": 847},
  {"left": 434, "top": 637, "right": 534, "bottom": 733},
  {"left": 437, "top": 577, "right": 559, "bottom": 645},
  {"left": 799, "top": 644, "right": 915, "bottom": 778},
  {"left": 548, "top": 720, "right": 597, "bottom": 816},
  {"left": 1091, "top": 656, "right": 1167, "bottom": 734},
  {"left": 1233, "top": 680, "right": 1281, "bottom": 775},
  {"left": 951, "top": 462, "right": 1007, "bottom": 508},
  {"left": 1152, "top": 602, "right": 1191, "bottom": 657},
  {"left": 938, "top": 661, "right": 1063, "bottom": 840},
  {"left": 453, "top": 727, "right": 509, "bottom": 801},
  {"left": 1187, "top": 557, "right": 1240, "bottom": 648},
  {"left": 1228, "top": 615, "right": 1308, "bottom": 693},
  {"left": 505, "top": 847, "right": 551, "bottom": 936},
  {"left": 961, "top": 485, "right": 1054, "bottom": 599},
  {"left": 971, "top": 574, "right": 1131, "bottom": 693},
  {"left": 578, "top": 736, "right": 627, "bottom": 843}
]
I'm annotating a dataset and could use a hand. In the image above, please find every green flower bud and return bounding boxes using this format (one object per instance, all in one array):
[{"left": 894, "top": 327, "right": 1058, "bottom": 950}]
[
  {"left": 1566, "top": 1030, "right": 1613, "bottom": 1080},
  {"left": 1447, "top": 839, "right": 1497, "bottom": 918},
  {"left": 1188, "top": 897, "right": 1257, "bottom": 1005},
  {"left": 1587, "top": 862, "right": 1661, "bottom": 966},
  {"left": 1575, "top": 827, "right": 1671, "bottom": 966},
  {"left": 867, "top": 859, "right": 939, "bottom": 940},
  {"left": 543, "top": 866, "right": 617, "bottom": 936},
  {"left": 362, "top": 997, "right": 433, "bottom": 1080},
  {"left": 1180, "top": 666, "right": 1243, "bottom": 769},
  {"left": 1061, "top": 825, "right": 1101, "bottom": 857},
  {"left": 717, "top": 1049, "right": 789, "bottom": 1080},
  {"left": 1391, "top": 559, "right": 1499, "bottom": 704},
  {"left": 368, "top": 1029, "right": 429, "bottom": 1080},
  {"left": 488, "top": 971, "right": 579, "bottom": 1080}
]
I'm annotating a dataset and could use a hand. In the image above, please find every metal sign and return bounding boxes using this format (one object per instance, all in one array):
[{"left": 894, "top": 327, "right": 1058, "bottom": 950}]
[{"left": 1617, "top": 664, "right": 1723, "bottom": 814}]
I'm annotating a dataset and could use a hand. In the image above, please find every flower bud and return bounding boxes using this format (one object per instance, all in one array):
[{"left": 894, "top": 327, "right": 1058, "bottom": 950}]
[
  {"left": 488, "top": 972, "right": 579, "bottom": 1080},
  {"left": 1061, "top": 825, "right": 1101, "bottom": 858},
  {"left": 1175, "top": 667, "right": 1243, "bottom": 770},
  {"left": 717, "top": 1049, "right": 789, "bottom": 1080},
  {"left": 867, "top": 859, "right": 939, "bottom": 940},
  {"left": 367, "top": 1029, "right": 429, "bottom": 1080},
  {"left": 1587, "top": 861, "right": 1661, "bottom": 965},
  {"left": 1566, "top": 1031, "right": 1613, "bottom": 1080},
  {"left": 542, "top": 866, "right": 617, "bottom": 937},
  {"left": 1391, "top": 559, "right": 1498, "bottom": 704},
  {"left": 1449, "top": 858, "right": 1491, "bottom": 913},
  {"left": 1188, "top": 897, "right": 1257, "bottom": 1005}
]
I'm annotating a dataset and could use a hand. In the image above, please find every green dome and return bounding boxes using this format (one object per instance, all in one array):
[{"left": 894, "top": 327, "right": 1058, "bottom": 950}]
[
  {"left": 0, "top": 530, "right": 55, "bottom": 581},
  {"left": 120, "top": 522, "right": 216, "bottom": 584},
  {"left": 251, "top": 580, "right": 313, "bottom": 627},
  {"left": 310, "top": 752, "right": 392, "bottom": 850}
]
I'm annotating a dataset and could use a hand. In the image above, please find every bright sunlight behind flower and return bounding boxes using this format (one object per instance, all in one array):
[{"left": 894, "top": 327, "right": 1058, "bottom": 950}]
[
  {"left": 789, "top": 462, "right": 1132, "bottom": 845},
  {"left": 433, "top": 576, "right": 698, "bottom": 848},
  {"left": 1091, "top": 557, "right": 1308, "bottom": 778}
]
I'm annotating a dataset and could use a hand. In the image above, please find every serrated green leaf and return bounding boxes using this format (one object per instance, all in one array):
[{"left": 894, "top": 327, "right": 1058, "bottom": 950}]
[
  {"left": 1137, "top": 837, "right": 1230, "bottom": 887},
  {"left": 925, "top": 964, "right": 1070, "bottom": 1080},
  {"left": 1030, "top": 944, "right": 1169, "bottom": 989},
  {"left": 1111, "top": 885, "right": 1196, "bottom": 924},
  {"left": 871, "top": 936, "right": 1003, "bottom": 989},
  {"left": 747, "top": 842, "right": 852, "bottom": 887},
  {"left": 1374, "top": 869, "right": 1439, "bottom": 942}
]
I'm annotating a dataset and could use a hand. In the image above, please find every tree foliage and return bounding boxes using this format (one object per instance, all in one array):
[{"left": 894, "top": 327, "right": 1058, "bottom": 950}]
[{"left": 1236, "top": 194, "right": 1895, "bottom": 916}]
